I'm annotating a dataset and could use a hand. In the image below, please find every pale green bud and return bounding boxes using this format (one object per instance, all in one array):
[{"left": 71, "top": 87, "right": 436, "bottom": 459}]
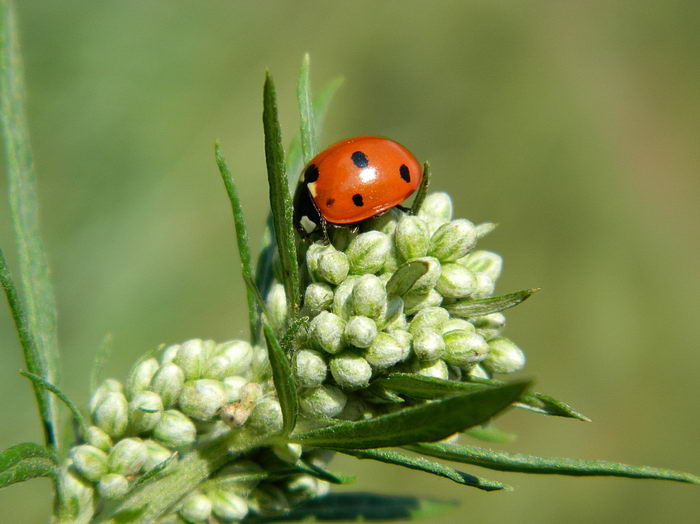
[
  {"left": 299, "top": 385, "right": 347, "bottom": 418},
  {"left": 159, "top": 344, "right": 181, "bottom": 365},
  {"left": 303, "top": 282, "right": 334, "bottom": 316},
  {"left": 388, "top": 329, "right": 413, "bottom": 353},
  {"left": 129, "top": 390, "right": 163, "bottom": 433},
  {"left": 179, "top": 379, "right": 226, "bottom": 421},
  {"left": 468, "top": 364, "right": 490, "bottom": 380},
  {"left": 417, "top": 192, "right": 453, "bottom": 223},
  {"left": 362, "top": 207, "right": 401, "bottom": 235},
  {"left": 395, "top": 215, "right": 430, "bottom": 260},
  {"left": 126, "top": 358, "right": 159, "bottom": 399},
  {"left": 344, "top": 316, "right": 378, "bottom": 348},
  {"left": 207, "top": 340, "right": 254, "bottom": 379},
  {"left": 85, "top": 425, "right": 112, "bottom": 452},
  {"left": 458, "top": 250, "right": 503, "bottom": 281},
  {"left": 408, "top": 306, "right": 450, "bottom": 334},
  {"left": 272, "top": 443, "right": 303, "bottom": 464},
  {"left": 59, "top": 467, "right": 94, "bottom": 519},
  {"left": 266, "top": 281, "right": 288, "bottom": 332},
  {"left": 108, "top": 437, "right": 147, "bottom": 476},
  {"left": 317, "top": 249, "right": 350, "bottom": 285},
  {"left": 376, "top": 297, "right": 406, "bottom": 331},
  {"left": 150, "top": 363, "right": 185, "bottom": 408},
  {"left": 404, "top": 288, "right": 443, "bottom": 315},
  {"left": 330, "top": 352, "right": 372, "bottom": 390},
  {"left": 285, "top": 475, "right": 330, "bottom": 506},
  {"left": 443, "top": 330, "right": 489, "bottom": 367},
  {"left": 248, "top": 398, "right": 283, "bottom": 433},
  {"left": 305, "top": 242, "right": 330, "bottom": 281},
  {"left": 475, "top": 222, "right": 497, "bottom": 239},
  {"left": 250, "top": 345, "right": 271, "bottom": 380},
  {"left": 428, "top": 219, "right": 477, "bottom": 262},
  {"left": 414, "top": 358, "right": 449, "bottom": 380},
  {"left": 89, "top": 378, "right": 123, "bottom": 413},
  {"left": 339, "top": 397, "right": 374, "bottom": 421},
  {"left": 92, "top": 391, "right": 128, "bottom": 439},
  {"left": 484, "top": 337, "right": 526, "bottom": 374},
  {"left": 436, "top": 263, "right": 477, "bottom": 298},
  {"left": 382, "top": 243, "right": 401, "bottom": 273},
  {"left": 143, "top": 439, "right": 174, "bottom": 471},
  {"left": 70, "top": 445, "right": 108, "bottom": 483},
  {"left": 365, "top": 332, "right": 409, "bottom": 370},
  {"left": 209, "top": 489, "right": 249, "bottom": 521},
  {"left": 351, "top": 274, "right": 387, "bottom": 319},
  {"left": 222, "top": 376, "right": 248, "bottom": 402},
  {"left": 294, "top": 349, "right": 327, "bottom": 389},
  {"left": 440, "top": 318, "right": 475, "bottom": 335},
  {"left": 174, "top": 339, "right": 207, "bottom": 380},
  {"left": 240, "top": 382, "right": 263, "bottom": 406},
  {"left": 309, "top": 311, "right": 346, "bottom": 354},
  {"left": 97, "top": 473, "right": 129, "bottom": 499},
  {"left": 332, "top": 275, "right": 359, "bottom": 319},
  {"left": 180, "top": 492, "right": 212, "bottom": 523},
  {"left": 153, "top": 410, "right": 197, "bottom": 448},
  {"left": 346, "top": 231, "right": 391, "bottom": 274},
  {"left": 412, "top": 328, "right": 446, "bottom": 361},
  {"left": 473, "top": 272, "right": 495, "bottom": 298},
  {"left": 474, "top": 312, "right": 506, "bottom": 340},
  {"left": 406, "top": 256, "right": 441, "bottom": 294}
]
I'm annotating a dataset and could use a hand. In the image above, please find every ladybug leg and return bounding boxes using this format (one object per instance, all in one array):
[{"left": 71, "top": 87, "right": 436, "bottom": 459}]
[{"left": 395, "top": 204, "right": 412, "bottom": 214}]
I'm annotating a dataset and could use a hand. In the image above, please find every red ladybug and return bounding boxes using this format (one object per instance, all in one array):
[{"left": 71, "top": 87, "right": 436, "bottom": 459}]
[{"left": 293, "top": 136, "right": 423, "bottom": 236}]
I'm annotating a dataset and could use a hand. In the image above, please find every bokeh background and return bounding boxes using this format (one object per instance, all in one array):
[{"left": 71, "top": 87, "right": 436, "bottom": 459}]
[{"left": 1, "top": 1, "right": 698, "bottom": 522}]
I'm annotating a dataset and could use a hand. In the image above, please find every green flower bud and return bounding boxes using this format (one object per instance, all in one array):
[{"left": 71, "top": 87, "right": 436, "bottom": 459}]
[
  {"left": 299, "top": 385, "right": 347, "bottom": 418},
  {"left": 388, "top": 329, "right": 413, "bottom": 353},
  {"left": 376, "top": 297, "right": 406, "bottom": 331},
  {"left": 129, "top": 390, "right": 163, "bottom": 433},
  {"left": 180, "top": 492, "right": 212, "bottom": 523},
  {"left": 406, "top": 256, "right": 441, "bottom": 294},
  {"left": 474, "top": 312, "right": 506, "bottom": 340},
  {"left": 285, "top": 475, "right": 330, "bottom": 506},
  {"left": 247, "top": 398, "right": 283, "bottom": 434},
  {"left": 332, "top": 275, "right": 359, "bottom": 319},
  {"left": 59, "top": 467, "right": 94, "bottom": 519},
  {"left": 352, "top": 274, "right": 387, "bottom": 319},
  {"left": 249, "top": 485, "right": 290, "bottom": 517},
  {"left": 362, "top": 207, "right": 401, "bottom": 235},
  {"left": 346, "top": 231, "right": 391, "bottom": 274},
  {"left": 395, "top": 215, "right": 430, "bottom": 260},
  {"left": 126, "top": 358, "right": 159, "bottom": 399},
  {"left": 309, "top": 311, "right": 346, "bottom": 354},
  {"left": 143, "top": 439, "right": 174, "bottom": 471},
  {"left": 303, "top": 282, "right": 334, "bottom": 316},
  {"left": 417, "top": 192, "right": 453, "bottom": 223},
  {"left": 179, "top": 379, "right": 226, "bottom": 421},
  {"left": 344, "top": 316, "right": 378, "bottom": 348},
  {"left": 85, "top": 425, "right": 112, "bottom": 452},
  {"left": 428, "top": 219, "right": 477, "bottom": 262},
  {"left": 436, "top": 263, "right": 476, "bottom": 298},
  {"left": 476, "top": 222, "right": 497, "bottom": 238},
  {"left": 207, "top": 340, "right": 254, "bottom": 379},
  {"left": 365, "top": 332, "right": 409, "bottom": 370},
  {"left": 150, "top": 363, "right": 185, "bottom": 408},
  {"left": 408, "top": 306, "right": 450, "bottom": 334},
  {"left": 272, "top": 443, "right": 303, "bottom": 464},
  {"left": 383, "top": 243, "right": 401, "bottom": 273},
  {"left": 458, "top": 250, "right": 502, "bottom": 281},
  {"left": 209, "top": 489, "right": 249, "bottom": 521},
  {"left": 97, "top": 473, "right": 129, "bottom": 500},
  {"left": 222, "top": 376, "right": 248, "bottom": 402},
  {"left": 92, "top": 391, "right": 128, "bottom": 439},
  {"left": 159, "top": 343, "right": 181, "bottom": 366},
  {"left": 472, "top": 272, "right": 495, "bottom": 298},
  {"left": 468, "top": 364, "right": 490, "bottom": 380},
  {"left": 70, "top": 445, "right": 108, "bottom": 483},
  {"left": 443, "top": 330, "right": 489, "bottom": 367},
  {"left": 484, "top": 337, "right": 526, "bottom": 374},
  {"left": 317, "top": 249, "right": 350, "bottom": 285},
  {"left": 440, "top": 318, "right": 475, "bottom": 335},
  {"left": 412, "top": 328, "right": 446, "bottom": 361},
  {"left": 330, "top": 352, "right": 372, "bottom": 390},
  {"left": 305, "top": 242, "right": 330, "bottom": 281},
  {"left": 294, "top": 349, "right": 327, "bottom": 389},
  {"left": 174, "top": 339, "right": 208, "bottom": 380},
  {"left": 250, "top": 345, "right": 271, "bottom": 380},
  {"left": 108, "top": 438, "right": 147, "bottom": 476},
  {"left": 266, "top": 282, "right": 288, "bottom": 332},
  {"left": 339, "top": 397, "right": 374, "bottom": 421},
  {"left": 240, "top": 382, "right": 263, "bottom": 406},
  {"left": 414, "top": 358, "right": 449, "bottom": 380},
  {"left": 153, "top": 410, "right": 197, "bottom": 448},
  {"left": 403, "top": 288, "right": 443, "bottom": 315},
  {"left": 89, "top": 378, "right": 123, "bottom": 412}
]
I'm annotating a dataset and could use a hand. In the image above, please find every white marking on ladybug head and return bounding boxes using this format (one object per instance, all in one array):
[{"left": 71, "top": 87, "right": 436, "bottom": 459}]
[
  {"left": 308, "top": 182, "right": 318, "bottom": 197},
  {"left": 300, "top": 215, "right": 317, "bottom": 234}
]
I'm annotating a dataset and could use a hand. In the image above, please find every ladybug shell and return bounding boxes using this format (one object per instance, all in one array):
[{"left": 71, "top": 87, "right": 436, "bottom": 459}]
[{"left": 299, "top": 136, "right": 422, "bottom": 225}]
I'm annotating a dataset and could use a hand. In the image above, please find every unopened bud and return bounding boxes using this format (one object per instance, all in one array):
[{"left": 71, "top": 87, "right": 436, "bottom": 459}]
[
  {"left": 206, "top": 340, "right": 254, "bottom": 379},
  {"left": 428, "top": 219, "right": 477, "bottom": 262},
  {"left": 458, "top": 250, "right": 503, "bottom": 281},
  {"left": 108, "top": 438, "right": 147, "bottom": 476},
  {"left": 309, "top": 311, "right": 346, "bottom": 355},
  {"left": 376, "top": 297, "right": 406, "bottom": 331},
  {"left": 473, "top": 312, "right": 506, "bottom": 340},
  {"left": 180, "top": 492, "right": 212, "bottom": 523},
  {"left": 443, "top": 330, "right": 489, "bottom": 367},
  {"left": 70, "top": 445, "right": 108, "bottom": 483},
  {"left": 97, "top": 473, "right": 129, "bottom": 499},
  {"left": 409, "top": 306, "right": 450, "bottom": 334},
  {"left": 332, "top": 276, "right": 359, "bottom": 319},
  {"left": 362, "top": 207, "right": 401, "bottom": 235},
  {"left": 440, "top": 318, "right": 475, "bottom": 335},
  {"left": 406, "top": 256, "right": 441, "bottom": 294},
  {"left": 266, "top": 282, "right": 288, "bottom": 332},
  {"left": 472, "top": 272, "right": 495, "bottom": 298},
  {"left": 129, "top": 390, "right": 163, "bottom": 433},
  {"left": 153, "top": 410, "right": 197, "bottom": 448},
  {"left": 174, "top": 339, "right": 207, "bottom": 380},
  {"left": 344, "top": 316, "right": 378, "bottom": 348},
  {"left": 299, "top": 385, "right": 347, "bottom": 418},
  {"left": 272, "top": 443, "right": 303, "bottom": 464},
  {"left": 250, "top": 345, "right": 271, "bottom": 380},
  {"left": 249, "top": 485, "right": 290, "bottom": 517},
  {"left": 395, "top": 215, "right": 430, "bottom": 260},
  {"left": 126, "top": 358, "right": 159, "bottom": 399},
  {"left": 365, "top": 332, "right": 409, "bottom": 370},
  {"left": 330, "top": 352, "right": 372, "bottom": 390},
  {"left": 305, "top": 242, "right": 330, "bottom": 281},
  {"left": 222, "top": 376, "right": 248, "bottom": 402},
  {"left": 483, "top": 337, "right": 526, "bottom": 374},
  {"left": 412, "top": 328, "right": 446, "bottom": 361},
  {"left": 414, "top": 358, "right": 449, "bottom": 380},
  {"left": 89, "top": 378, "right": 123, "bottom": 413},
  {"left": 247, "top": 398, "right": 283, "bottom": 434},
  {"left": 143, "top": 439, "right": 174, "bottom": 471},
  {"left": 85, "top": 425, "right": 112, "bottom": 452},
  {"left": 346, "top": 231, "right": 391, "bottom": 274},
  {"left": 388, "top": 329, "right": 413, "bottom": 353},
  {"left": 436, "top": 263, "right": 476, "bottom": 298},
  {"left": 417, "top": 192, "right": 453, "bottom": 223},
  {"left": 92, "top": 391, "right": 128, "bottom": 439},
  {"left": 150, "top": 363, "right": 185, "bottom": 408},
  {"left": 294, "top": 349, "right": 327, "bottom": 389},
  {"left": 303, "top": 282, "right": 334, "bottom": 316},
  {"left": 317, "top": 249, "right": 350, "bottom": 285},
  {"left": 468, "top": 364, "right": 490, "bottom": 380},
  {"left": 403, "top": 288, "right": 443, "bottom": 315},
  {"left": 209, "top": 489, "right": 249, "bottom": 521},
  {"left": 351, "top": 274, "right": 387, "bottom": 319},
  {"left": 179, "top": 379, "right": 226, "bottom": 421},
  {"left": 59, "top": 468, "right": 94, "bottom": 519},
  {"left": 159, "top": 344, "right": 181, "bottom": 366}
]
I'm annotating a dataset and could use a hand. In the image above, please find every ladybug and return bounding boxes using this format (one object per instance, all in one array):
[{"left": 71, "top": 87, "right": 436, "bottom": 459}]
[{"left": 293, "top": 136, "right": 423, "bottom": 237}]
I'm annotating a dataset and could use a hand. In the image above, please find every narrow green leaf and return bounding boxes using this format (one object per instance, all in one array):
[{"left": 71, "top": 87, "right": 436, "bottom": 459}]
[
  {"left": 242, "top": 273, "right": 271, "bottom": 321},
  {"left": 336, "top": 448, "right": 507, "bottom": 492},
  {"left": 89, "top": 332, "right": 113, "bottom": 394},
  {"left": 408, "top": 442, "right": 700, "bottom": 484},
  {"left": 280, "top": 315, "right": 309, "bottom": 354},
  {"left": 215, "top": 142, "right": 259, "bottom": 344},
  {"left": 385, "top": 259, "right": 429, "bottom": 298},
  {"left": 297, "top": 53, "right": 316, "bottom": 164},
  {"left": 0, "top": 442, "right": 56, "bottom": 488},
  {"left": 262, "top": 323, "right": 298, "bottom": 435},
  {"left": 465, "top": 425, "right": 516, "bottom": 444},
  {"left": 411, "top": 161, "right": 431, "bottom": 214},
  {"left": 20, "top": 371, "right": 89, "bottom": 439},
  {"left": 263, "top": 73, "right": 301, "bottom": 313},
  {"left": 291, "top": 381, "right": 528, "bottom": 449},
  {"left": 1, "top": 2, "right": 60, "bottom": 450},
  {"left": 244, "top": 492, "right": 456, "bottom": 522},
  {"left": 445, "top": 288, "right": 540, "bottom": 318},
  {"left": 130, "top": 452, "right": 177, "bottom": 490},
  {"left": 0, "top": 250, "right": 56, "bottom": 447},
  {"left": 272, "top": 460, "right": 354, "bottom": 485}
]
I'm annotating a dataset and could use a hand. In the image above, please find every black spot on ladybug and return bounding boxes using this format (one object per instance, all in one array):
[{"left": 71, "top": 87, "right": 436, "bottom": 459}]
[
  {"left": 352, "top": 193, "right": 364, "bottom": 207},
  {"left": 399, "top": 164, "right": 411, "bottom": 183},
  {"left": 305, "top": 164, "right": 319, "bottom": 183},
  {"left": 326, "top": 197, "right": 335, "bottom": 207},
  {"left": 351, "top": 151, "right": 369, "bottom": 168}
]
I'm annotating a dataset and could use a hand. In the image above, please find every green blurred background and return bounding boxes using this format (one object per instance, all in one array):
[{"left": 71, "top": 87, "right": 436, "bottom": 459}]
[{"left": 1, "top": 1, "right": 698, "bottom": 522}]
